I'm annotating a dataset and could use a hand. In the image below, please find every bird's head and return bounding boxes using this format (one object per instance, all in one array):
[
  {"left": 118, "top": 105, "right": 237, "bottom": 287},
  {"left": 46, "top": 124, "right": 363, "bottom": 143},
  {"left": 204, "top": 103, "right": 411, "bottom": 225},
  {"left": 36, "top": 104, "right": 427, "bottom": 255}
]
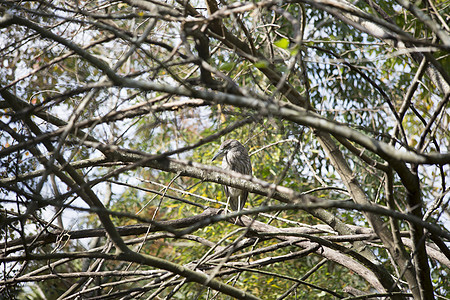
[{"left": 212, "top": 139, "right": 242, "bottom": 161}]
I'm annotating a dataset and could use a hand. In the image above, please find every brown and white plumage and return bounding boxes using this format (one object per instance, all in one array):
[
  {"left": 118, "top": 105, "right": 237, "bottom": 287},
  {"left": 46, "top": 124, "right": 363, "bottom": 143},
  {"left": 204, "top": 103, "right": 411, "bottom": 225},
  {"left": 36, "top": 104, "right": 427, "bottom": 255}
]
[{"left": 212, "top": 139, "right": 252, "bottom": 211}]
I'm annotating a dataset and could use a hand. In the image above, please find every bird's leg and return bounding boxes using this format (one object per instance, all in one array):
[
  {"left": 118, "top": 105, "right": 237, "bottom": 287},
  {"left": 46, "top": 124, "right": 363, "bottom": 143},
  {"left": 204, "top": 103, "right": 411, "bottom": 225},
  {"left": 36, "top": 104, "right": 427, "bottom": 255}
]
[
  {"left": 233, "top": 196, "right": 242, "bottom": 225},
  {"left": 225, "top": 196, "right": 230, "bottom": 214},
  {"left": 233, "top": 213, "right": 239, "bottom": 225}
]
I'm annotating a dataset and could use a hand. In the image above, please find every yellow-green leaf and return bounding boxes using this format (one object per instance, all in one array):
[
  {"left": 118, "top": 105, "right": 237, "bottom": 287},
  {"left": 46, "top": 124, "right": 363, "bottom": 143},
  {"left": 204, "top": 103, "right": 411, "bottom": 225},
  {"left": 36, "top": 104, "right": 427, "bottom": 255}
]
[
  {"left": 274, "top": 38, "right": 289, "bottom": 49},
  {"left": 254, "top": 60, "right": 269, "bottom": 68}
]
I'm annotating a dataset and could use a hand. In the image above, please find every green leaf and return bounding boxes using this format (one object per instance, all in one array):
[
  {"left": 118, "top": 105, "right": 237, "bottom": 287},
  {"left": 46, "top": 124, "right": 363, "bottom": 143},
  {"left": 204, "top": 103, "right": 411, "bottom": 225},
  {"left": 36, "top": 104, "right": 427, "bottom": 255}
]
[
  {"left": 219, "top": 62, "right": 236, "bottom": 72},
  {"left": 274, "top": 38, "right": 289, "bottom": 49},
  {"left": 254, "top": 60, "right": 269, "bottom": 68}
]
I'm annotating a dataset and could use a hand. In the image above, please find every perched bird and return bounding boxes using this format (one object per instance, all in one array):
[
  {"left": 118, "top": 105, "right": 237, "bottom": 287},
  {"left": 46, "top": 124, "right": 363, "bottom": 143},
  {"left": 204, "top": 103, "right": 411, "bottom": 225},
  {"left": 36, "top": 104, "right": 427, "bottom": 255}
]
[{"left": 212, "top": 139, "right": 252, "bottom": 211}]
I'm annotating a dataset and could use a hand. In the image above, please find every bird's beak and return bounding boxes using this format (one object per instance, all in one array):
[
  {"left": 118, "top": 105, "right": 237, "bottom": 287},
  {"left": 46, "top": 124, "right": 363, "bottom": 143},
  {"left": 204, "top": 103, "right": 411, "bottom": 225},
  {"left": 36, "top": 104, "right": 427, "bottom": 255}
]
[{"left": 212, "top": 149, "right": 224, "bottom": 161}]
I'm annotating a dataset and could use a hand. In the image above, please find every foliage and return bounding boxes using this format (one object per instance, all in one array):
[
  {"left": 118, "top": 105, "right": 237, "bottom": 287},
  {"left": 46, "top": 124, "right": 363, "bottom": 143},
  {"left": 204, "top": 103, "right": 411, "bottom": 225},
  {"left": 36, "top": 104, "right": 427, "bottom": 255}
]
[{"left": 0, "top": 0, "right": 449, "bottom": 299}]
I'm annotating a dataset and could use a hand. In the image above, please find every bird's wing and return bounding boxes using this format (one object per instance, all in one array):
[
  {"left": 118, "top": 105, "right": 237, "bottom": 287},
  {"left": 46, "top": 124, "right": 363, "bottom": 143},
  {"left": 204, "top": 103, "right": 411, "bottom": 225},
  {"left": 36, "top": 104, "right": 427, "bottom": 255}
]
[
  {"left": 223, "top": 185, "right": 230, "bottom": 198},
  {"left": 229, "top": 190, "right": 247, "bottom": 211}
]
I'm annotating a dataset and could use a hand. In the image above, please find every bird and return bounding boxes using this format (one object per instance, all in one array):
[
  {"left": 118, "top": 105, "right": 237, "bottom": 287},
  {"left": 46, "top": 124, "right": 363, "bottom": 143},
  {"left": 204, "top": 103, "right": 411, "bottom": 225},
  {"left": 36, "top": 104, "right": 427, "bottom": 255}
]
[{"left": 212, "top": 139, "right": 252, "bottom": 212}]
